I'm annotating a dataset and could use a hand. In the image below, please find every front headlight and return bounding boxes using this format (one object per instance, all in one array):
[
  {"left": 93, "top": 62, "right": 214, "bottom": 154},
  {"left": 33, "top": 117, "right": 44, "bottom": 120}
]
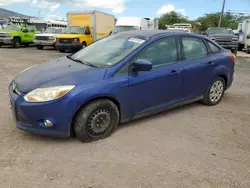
[
  {"left": 73, "top": 38, "right": 79, "bottom": 42},
  {"left": 49, "top": 36, "right": 55, "bottom": 40},
  {"left": 24, "top": 85, "right": 75, "bottom": 102}
]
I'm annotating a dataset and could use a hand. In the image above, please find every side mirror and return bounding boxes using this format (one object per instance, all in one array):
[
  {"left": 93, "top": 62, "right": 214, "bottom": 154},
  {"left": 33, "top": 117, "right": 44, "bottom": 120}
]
[
  {"left": 85, "top": 30, "right": 91, "bottom": 35},
  {"left": 247, "top": 35, "right": 250, "bottom": 39},
  {"left": 132, "top": 59, "right": 152, "bottom": 72}
]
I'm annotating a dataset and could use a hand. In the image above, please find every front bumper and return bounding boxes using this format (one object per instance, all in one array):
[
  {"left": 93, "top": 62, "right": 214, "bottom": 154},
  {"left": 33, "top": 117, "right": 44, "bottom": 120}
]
[
  {"left": 34, "top": 40, "right": 55, "bottom": 46},
  {"left": 56, "top": 43, "right": 83, "bottom": 51},
  {"left": 0, "top": 37, "right": 13, "bottom": 44},
  {"left": 8, "top": 83, "right": 78, "bottom": 137}
]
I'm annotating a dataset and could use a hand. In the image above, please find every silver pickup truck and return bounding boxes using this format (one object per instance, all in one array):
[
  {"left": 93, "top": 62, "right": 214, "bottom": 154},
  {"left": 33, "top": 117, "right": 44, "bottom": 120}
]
[
  {"left": 204, "top": 27, "right": 238, "bottom": 55},
  {"left": 34, "top": 27, "right": 63, "bottom": 50}
]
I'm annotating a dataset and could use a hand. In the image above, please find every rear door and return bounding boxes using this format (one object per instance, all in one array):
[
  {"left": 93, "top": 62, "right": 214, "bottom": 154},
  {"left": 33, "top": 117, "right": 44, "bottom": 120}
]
[{"left": 180, "top": 36, "right": 217, "bottom": 99}]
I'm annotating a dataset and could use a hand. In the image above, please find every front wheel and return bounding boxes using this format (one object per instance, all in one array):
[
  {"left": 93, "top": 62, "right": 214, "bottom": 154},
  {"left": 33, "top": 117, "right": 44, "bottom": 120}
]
[
  {"left": 36, "top": 45, "right": 43, "bottom": 50},
  {"left": 59, "top": 49, "right": 65, "bottom": 53},
  {"left": 202, "top": 77, "right": 226, "bottom": 106},
  {"left": 12, "top": 38, "right": 21, "bottom": 48},
  {"left": 73, "top": 99, "right": 119, "bottom": 142}
]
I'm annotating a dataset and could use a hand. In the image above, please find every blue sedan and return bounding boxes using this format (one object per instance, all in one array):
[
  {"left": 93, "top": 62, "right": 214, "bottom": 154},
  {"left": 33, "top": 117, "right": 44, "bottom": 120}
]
[{"left": 9, "top": 30, "right": 235, "bottom": 142}]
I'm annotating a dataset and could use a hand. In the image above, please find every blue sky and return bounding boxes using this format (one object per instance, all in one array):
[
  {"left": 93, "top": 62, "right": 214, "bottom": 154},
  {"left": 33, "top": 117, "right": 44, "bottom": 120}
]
[{"left": 1, "top": 0, "right": 250, "bottom": 21}]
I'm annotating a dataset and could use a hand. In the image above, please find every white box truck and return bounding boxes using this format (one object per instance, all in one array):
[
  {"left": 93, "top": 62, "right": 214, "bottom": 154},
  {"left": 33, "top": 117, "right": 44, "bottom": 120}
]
[{"left": 112, "top": 17, "right": 158, "bottom": 34}]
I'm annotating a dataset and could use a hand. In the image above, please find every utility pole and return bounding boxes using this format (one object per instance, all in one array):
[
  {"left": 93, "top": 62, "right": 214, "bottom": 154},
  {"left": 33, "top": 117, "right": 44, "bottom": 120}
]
[{"left": 218, "top": 0, "right": 226, "bottom": 27}]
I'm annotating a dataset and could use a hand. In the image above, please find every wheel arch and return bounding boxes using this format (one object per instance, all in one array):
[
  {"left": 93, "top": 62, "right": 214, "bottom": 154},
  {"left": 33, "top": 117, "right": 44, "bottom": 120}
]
[{"left": 70, "top": 95, "right": 121, "bottom": 135}]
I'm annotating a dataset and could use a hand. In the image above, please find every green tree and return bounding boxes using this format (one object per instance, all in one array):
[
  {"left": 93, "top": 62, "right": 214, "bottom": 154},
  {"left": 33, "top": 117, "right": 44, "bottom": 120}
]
[
  {"left": 196, "top": 12, "right": 239, "bottom": 32},
  {"left": 158, "top": 11, "right": 189, "bottom": 29}
]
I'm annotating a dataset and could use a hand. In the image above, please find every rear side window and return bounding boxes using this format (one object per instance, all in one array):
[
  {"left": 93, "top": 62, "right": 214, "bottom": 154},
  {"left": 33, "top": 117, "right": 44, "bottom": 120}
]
[
  {"left": 208, "top": 41, "right": 221, "bottom": 53},
  {"left": 182, "top": 37, "right": 208, "bottom": 60}
]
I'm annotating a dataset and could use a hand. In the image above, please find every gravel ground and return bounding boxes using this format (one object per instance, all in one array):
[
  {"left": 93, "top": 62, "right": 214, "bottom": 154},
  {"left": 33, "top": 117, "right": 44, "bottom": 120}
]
[{"left": 0, "top": 47, "right": 250, "bottom": 188}]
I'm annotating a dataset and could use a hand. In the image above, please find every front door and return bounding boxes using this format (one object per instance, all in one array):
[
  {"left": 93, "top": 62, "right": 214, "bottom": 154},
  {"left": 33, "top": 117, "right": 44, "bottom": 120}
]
[
  {"left": 84, "top": 26, "right": 93, "bottom": 46},
  {"left": 128, "top": 37, "right": 183, "bottom": 117}
]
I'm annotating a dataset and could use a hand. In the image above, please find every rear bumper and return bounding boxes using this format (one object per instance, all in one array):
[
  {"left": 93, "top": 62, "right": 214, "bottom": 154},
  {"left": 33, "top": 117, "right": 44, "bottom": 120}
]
[
  {"left": 0, "top": 37, "right": 13, "bottom": 44},
  {"left": 34, "top": 40, "right": 55, "bottom": 46},
  {"left": 56, "top": 43, "right": 83, "bottom": 51}
]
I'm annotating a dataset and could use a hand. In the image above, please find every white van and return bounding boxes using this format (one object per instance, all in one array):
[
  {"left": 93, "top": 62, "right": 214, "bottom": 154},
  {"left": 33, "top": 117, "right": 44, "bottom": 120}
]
[{"left": 112, "top": 17, "right": 155, "bottom": 34}]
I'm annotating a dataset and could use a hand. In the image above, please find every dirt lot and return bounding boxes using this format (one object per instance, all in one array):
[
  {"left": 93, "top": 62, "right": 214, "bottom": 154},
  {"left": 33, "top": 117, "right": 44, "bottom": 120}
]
[{"left": 0, "top": 47, "right": 250, "bottom": 188}]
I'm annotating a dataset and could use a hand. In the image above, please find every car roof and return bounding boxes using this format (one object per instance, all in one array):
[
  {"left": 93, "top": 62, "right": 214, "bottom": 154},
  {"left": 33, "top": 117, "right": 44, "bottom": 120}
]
[{"left": 115, "top": 30, "right": 206, "bottom": 40}]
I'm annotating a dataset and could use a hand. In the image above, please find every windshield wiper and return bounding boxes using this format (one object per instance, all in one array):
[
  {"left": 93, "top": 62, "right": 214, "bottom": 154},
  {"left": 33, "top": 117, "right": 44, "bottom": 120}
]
[{"left": 66, "top": 55, "right": 98, "bottom": 67}]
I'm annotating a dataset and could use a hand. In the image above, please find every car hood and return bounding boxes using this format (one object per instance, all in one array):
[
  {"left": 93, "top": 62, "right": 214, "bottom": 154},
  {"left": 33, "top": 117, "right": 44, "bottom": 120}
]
[
  {"left": 35, "top": 33, "right": 59, "bottom": 37},
  {"left": 14, "top": 57, "right": 107, "bottom": 93}
]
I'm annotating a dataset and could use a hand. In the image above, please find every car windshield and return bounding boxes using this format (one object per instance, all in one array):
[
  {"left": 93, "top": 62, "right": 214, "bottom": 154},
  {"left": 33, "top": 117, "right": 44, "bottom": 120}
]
[
  {"left": 113, "top": 26, "right": 139, "bottom": 34},
  {"left": 45, "top": 28, "right": 62, "bottom": 34},
  {"left": 209, "top": 28, "right": 233, "bottom": 35},
  {"left": 2, "top": 25, "right": 20, "bottom": 31},
  {"left": 70, "top": 34, "right": 147, "bottom": 68},
  {"left": 63, "top": 26, "right": 84, "bottom": 34}
]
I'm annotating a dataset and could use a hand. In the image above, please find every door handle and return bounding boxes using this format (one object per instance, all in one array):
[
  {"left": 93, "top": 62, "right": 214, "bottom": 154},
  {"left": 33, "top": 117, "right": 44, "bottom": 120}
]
[
  {"left": 207, "top": 61, "right": 215, "bottom": 66},
  {"left": 170, "top": 70, "right": 179, "bottom": 74}
]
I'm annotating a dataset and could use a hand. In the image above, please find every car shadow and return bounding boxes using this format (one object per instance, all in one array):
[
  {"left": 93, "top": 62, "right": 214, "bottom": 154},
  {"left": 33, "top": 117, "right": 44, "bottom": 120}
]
[{"left": 117, "top": 102, "right": 202, "bottom": 131}]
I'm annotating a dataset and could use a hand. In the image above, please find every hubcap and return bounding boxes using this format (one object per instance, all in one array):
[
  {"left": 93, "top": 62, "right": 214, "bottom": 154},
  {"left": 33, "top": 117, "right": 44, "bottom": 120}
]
[
  {"left": 87, "top": 109, "right": 111, "bottom": 136},
  {"left": 209, "top": 80, "right": 224, "bottom": 103}
]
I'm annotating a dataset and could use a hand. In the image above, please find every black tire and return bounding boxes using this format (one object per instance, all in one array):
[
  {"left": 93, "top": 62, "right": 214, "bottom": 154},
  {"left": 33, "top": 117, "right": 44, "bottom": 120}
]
[
  {"left": 82, "top": 41, "right": 86, "bottom": 49},
  {"left": 202, "top": 77, "right": 226, "bottom": 106},
  {"left": 36, "top": 45, "right": 44, "bottom": 50},
  {"left": 0, "top": 43, "right": 2, "bottom": 47},
  {"left": 24, "top": 43, "right": 29, "bottom": 47},
  {"left": 73, "top": 99, "right": 119, "bottom": 142},
  {"left": 237, "top": 43, "right": 244, "bottom": 51},
  {"left": 247, "top": 48, "right": 250, "bottom": 54},
  {"left": 231, "top": 49, "right": 237, "bottom": 56},
  {"left": 59, "top": 49, "right": 65, "bottom": 53},
  {"left": 12, "top": 38, "right": 21, "bottom": 48}
]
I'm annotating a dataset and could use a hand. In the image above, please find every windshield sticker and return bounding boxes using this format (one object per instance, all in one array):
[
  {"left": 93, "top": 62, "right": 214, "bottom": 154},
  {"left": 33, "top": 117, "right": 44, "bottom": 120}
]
[{"left": 128, "top": 38, "right": 145, "bottom": 44}]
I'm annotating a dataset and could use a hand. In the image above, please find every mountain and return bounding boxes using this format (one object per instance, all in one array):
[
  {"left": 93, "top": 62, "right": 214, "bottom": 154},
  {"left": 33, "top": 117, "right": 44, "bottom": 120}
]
[{"left": 0, "top": 8, "right": 31, "bottom": 19}]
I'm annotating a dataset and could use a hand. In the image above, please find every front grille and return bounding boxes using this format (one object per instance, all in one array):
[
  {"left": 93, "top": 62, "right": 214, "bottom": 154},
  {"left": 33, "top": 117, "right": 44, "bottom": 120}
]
[
  {"left": 0, "top": 33, "right": 8, "bottom": 37},
  {"left": 35, "top": 36, "right": 49, "bottom": 40},
  {"left": 15, "top": 106, "right": 31, "bottom": 124},
  {"left": 59, "top": 38, "right": 73, "bottom": 44}
]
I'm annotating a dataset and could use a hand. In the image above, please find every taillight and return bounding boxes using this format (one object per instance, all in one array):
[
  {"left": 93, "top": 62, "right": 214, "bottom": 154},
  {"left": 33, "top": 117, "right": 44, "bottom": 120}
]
[{"left": 229, "top": 54, "right": 236, "bottom": 64}]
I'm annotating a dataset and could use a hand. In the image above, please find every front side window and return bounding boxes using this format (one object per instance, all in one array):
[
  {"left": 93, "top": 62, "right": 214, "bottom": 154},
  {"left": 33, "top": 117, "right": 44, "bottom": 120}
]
[
  {"left": 71, "top": 35, "right": 147, "bottom": 68},
  {"left": 29, "top": 26, "right": 35, "bottom": 32},
  {"left": 135, "top": 37, "right": 177, "bottom": 68},
  {"left": 85, "top": 27, "right": 91, "bottom": 34},
  {"left": 182, "top": 37, "right": 207, "bottom": 60}
]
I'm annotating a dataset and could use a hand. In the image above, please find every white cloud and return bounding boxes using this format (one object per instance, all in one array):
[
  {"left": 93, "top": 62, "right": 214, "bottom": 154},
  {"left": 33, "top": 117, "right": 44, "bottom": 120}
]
[
  {"left": 73, "top": 0, "right": 127, "bottom": 14},
  {"left": 156, "top": 4, "right": 185, "bottom": 15},
  {"left": 47, "top": 13, "right": 63, "bottom": 20},
  {"left": 0, "top": 0, "right": 29, "bottom": 7},
  {"left": 31, "top": 0, "right": 60, "bottom": 12},
  {"left": 0, "top": 0, "right": 127, "bottom": 14}
]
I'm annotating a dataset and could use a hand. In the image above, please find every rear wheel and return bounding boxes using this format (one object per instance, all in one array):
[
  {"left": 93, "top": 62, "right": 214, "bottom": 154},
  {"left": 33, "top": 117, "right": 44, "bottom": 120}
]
[
  {"left": 202, "top": 77, "right": 226, "bottom": 106},
  {"left": 73, "top": 99, "right": 119, "bottom": 142},
  {"left": 231, "top": 48, "right": 237, "bottom": 56},
  {"left": 238, "top": 43, "right": 244, "bottom": 51},
  {"left": 36, "top": 45, "right": 44, "bottom": 50},
  {"left": 12, "top": 38, "right": 21, "bottom": 48}
]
